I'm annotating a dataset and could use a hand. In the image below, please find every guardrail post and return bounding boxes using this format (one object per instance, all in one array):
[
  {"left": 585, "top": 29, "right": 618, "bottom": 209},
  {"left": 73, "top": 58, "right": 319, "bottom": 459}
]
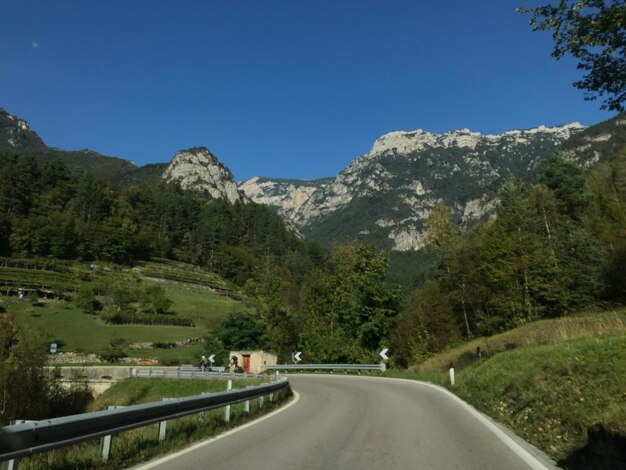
[
  {"left": 100, "top": 434, "right": 112, "bottom": 462},
  {"left": 158, "top": 399, "right": 174, "bottom": 441},
  {"left": 448, "top": 362, "right": 455, "bottom": 386},
  {"left": 244, "top": 397, "right": 250, "bottom": 414},
  {"left": 101, "top": 407, "right": 123, "bottom": 461},
  {"left": 260, "top": 395, "right": 264, "bottom": 407},
  {"left": 224, "top": 380, "right": 232, "bottom": 423},
  {"left": 2, "top": 459, "right": 18, "bottom": 470},
  {"left": 2, "top": 420, "right": 34, "bottom": 470},
  {"left": 199, "top": 392, "right": 210, "bottom": 422},
  {"left": 158, "top": 421, "right": 167, "bottom": 441}
]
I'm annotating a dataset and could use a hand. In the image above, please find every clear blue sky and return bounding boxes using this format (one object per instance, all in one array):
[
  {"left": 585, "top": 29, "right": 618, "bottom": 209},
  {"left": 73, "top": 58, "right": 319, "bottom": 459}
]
[{"left": 0, "top": 0, "right": 614, "bottom": 181}]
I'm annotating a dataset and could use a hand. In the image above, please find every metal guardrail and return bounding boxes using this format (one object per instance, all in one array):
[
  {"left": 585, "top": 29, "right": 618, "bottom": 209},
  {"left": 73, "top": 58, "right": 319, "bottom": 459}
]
[
  {"left": 0, "top": 378, "right": 289, "bottom": 462},
  {"left": 265, "top": 363, "right": 385, "bottom": 372},
  {"left": 132, "top": 367, "right": 268, "bottom": 380}
]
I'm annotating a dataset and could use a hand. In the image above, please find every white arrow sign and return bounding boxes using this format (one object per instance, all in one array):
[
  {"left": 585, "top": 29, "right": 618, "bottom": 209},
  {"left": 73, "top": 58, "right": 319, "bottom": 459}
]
[
  {"left": 294, "top": 351, "right": 302, "bottom": 362},
  {"left": 208, "top": 354, "right": 215, "bottom": 363},
  {"left": 378, "top": 348, "right": 389, "bottom": 361}
]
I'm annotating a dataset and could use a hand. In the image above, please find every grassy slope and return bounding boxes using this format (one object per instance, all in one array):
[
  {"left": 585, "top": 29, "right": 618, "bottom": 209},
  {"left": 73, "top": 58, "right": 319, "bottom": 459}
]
[
  {"left": 88, "top": 377, "right": 264, "bottom": 410},
  {"left": 389, "top": 310, "right": 626, "bottom": 464},
  {"left": 454, "top": 335, "right": 626, "bottom": 462},
  {"left": 1, "top": 259, "right": 252, "bottom": 363},
  {"left": 156, "top": 282, "right": 244, "bottom": 330},
  {"left": 417, "top": 310, "right": 626, "bottom": 372}
]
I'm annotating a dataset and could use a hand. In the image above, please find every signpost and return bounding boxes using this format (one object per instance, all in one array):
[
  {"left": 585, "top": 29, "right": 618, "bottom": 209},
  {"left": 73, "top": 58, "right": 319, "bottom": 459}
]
[
  {"left": 377, "top": 348, "right": 389, "bottom": 361},
  {"left": 292, "top": 351, "right": 302, "bottom": 363}
]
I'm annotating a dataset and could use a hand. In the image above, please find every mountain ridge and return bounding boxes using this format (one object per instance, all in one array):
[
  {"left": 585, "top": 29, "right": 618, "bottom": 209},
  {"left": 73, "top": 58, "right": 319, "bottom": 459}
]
[
  {"left": 3, "top": 106, "right": 626, "bottom": 253},
  {"left": 241, "top": 115, "right": 626, "bottom": 251}
]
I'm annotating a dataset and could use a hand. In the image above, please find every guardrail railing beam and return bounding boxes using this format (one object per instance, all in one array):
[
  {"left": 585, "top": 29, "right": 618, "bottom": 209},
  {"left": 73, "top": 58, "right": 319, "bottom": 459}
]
[
  {"left": 0, "top": 379, "right": 289, "bottom": 463},
  {"left": 265, "top": 364, "right": 385, "bottom": 373}
]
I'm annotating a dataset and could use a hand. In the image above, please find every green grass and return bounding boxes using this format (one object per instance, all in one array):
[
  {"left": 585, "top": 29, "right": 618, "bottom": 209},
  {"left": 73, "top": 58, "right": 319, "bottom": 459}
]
[
  {"left": 88, "top": 377, "right": 265, "bottom": 410},
  {"left": 17, "top": 378, "right": 292, "bottom": 470},
  {"left": 453, "top": 335, "right": 626, "bottom": 462},
  {"left": 156, "top": 281, "right": 247, "bottom": 330},
  {"left": 7, "top": 299, "right": 201, "bottom": 354},
  {"left": 124, "top": 343, "right": 206, "bottom": 365},
  {"left": 388, "top": 311, "right": 626, "bottom": 464},
  {"left": 0, "top": 258, "right": 255, "bottom": 362}
]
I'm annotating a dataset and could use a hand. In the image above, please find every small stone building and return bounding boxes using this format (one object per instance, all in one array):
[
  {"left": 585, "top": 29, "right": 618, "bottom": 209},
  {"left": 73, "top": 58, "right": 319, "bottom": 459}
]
[{"left": 229, "top": 350, "right": 277, "bottom": 374}]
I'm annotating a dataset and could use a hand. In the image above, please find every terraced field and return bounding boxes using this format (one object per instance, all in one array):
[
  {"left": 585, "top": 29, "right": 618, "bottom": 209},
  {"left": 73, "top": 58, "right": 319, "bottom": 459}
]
[{"left": 0, "top": 258, "right": 252, "bottom": 364}]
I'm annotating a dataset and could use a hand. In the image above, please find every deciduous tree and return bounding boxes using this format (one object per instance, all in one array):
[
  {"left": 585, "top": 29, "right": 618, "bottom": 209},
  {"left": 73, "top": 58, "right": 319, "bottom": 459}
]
[{"left": 520, "top": 0, "right": 626, "bottom": 111}]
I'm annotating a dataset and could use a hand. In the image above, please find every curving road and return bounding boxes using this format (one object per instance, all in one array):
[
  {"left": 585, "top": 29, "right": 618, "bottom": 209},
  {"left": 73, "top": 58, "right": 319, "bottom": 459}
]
[{"left": 133, "top": 375, "right": 558, "bottom": 470}]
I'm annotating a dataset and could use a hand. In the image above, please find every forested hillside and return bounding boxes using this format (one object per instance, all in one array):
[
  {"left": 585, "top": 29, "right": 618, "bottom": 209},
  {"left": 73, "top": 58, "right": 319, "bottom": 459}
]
[
  {"left": 391, "top": 147, "right": 626, "bottom": 367},
  {"left": 0, "top": 153, "right": 317, "bottom": 287}
]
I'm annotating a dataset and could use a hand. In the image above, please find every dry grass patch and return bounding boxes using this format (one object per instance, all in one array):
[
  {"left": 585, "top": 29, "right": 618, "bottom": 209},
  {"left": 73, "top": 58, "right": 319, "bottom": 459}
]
[{"left": 415, "top": 310, "right": 626, "bottom": 373}]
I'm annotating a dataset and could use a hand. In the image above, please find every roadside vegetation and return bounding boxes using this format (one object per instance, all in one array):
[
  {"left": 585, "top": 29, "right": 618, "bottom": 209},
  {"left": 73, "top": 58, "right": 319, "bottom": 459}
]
[
  {"left": 385, "top": 310, "right": 626, "bottom": 467},
  {"left": 15, "top": 378, "right": 292, "bottom": 470}
]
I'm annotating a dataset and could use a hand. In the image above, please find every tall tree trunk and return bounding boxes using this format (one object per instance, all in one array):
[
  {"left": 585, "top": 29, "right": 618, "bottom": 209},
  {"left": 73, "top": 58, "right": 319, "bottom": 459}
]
[{"left": 457, "top": 280, "right": 471, "bottom": 337}]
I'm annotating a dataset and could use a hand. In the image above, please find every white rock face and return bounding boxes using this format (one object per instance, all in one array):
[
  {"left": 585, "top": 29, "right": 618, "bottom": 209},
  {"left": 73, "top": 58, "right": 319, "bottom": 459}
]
[
  {"left": 243, "top": 121, "right": 592, "bottom": 252},
  {"left": 415, "top": 181, "right": 426, "bottom": 195},
  {"left": 163, "top": 147, "right": 244, "bottom": 204},
  {"left": 461, "top": 196, "right": 497, "bottom": 224},
  {"left": 389, "top": 226, "right": 428, "bottom": 251},
  {"left": 239, "top": 177, "right": 323, "bottom": 220},
  {"left": 1, "top": 109, "right": 46, "bottom": 150},
  {"left": 585, "top": 133, "right": 612, "bottom": 143},
  {"left": 370, "top": 123, "right": 584, "bottom": 156}
]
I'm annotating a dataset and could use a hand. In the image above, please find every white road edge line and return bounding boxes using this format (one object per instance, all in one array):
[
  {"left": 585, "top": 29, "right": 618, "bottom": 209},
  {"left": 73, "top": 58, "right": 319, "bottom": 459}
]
[
  {"left": 132, "top": 391, "right": 301, "bottom": 470},
  {"left": 386, "top": 376, "right": 552, "bottom": 470}
]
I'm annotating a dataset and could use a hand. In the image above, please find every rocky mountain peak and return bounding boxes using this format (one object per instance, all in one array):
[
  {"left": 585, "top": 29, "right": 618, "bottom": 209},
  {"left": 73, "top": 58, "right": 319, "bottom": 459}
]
[
  {"left": 369, "top": 122, "right": 585, "bottom": 156},
  {"left": 162, "top": 147, "right": 245, "bottom": 204},
  {"left": 242, "top": 119, "right": 604, "bottom": 253},
  {"left": 0, "top": 108, "right": 46, "bottom": 151}
]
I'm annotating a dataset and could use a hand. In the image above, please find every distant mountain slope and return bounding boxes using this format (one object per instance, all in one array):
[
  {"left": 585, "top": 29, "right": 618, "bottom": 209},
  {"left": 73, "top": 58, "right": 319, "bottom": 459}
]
[
  {"left": 0, "top": 109, "right": 249, "bottom": 204},
  {"left": 239, "top": 176, "right": 333, "bottom": 221},
  {"left": 117, "top": 162, "right": 169, "bottom": 186},
  {"left": 0, "top": 108, "right": 136, "bottom": 180},
  {"left": 5, "top": 106, "right": 625, "bottom": 254},
  {"left": 0, "top": 109, "right": 46, "bottom": 151},
  {"left": 243, "top": 121, "right": 612, "bottom": 251},
  {"left": 556, "top": 113, "right": 626, "bottom": 164}
]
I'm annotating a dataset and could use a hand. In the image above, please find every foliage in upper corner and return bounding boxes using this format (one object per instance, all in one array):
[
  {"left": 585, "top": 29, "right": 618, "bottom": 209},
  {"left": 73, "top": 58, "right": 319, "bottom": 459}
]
[{"left": 519, "top": 0, "right": 626, "bottom": 111}]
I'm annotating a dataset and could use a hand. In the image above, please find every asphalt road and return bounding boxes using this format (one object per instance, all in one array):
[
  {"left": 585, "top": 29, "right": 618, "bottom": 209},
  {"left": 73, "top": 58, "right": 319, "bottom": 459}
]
[{"left": 133, "top": 375, "right": 558, "bottom": 470}]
